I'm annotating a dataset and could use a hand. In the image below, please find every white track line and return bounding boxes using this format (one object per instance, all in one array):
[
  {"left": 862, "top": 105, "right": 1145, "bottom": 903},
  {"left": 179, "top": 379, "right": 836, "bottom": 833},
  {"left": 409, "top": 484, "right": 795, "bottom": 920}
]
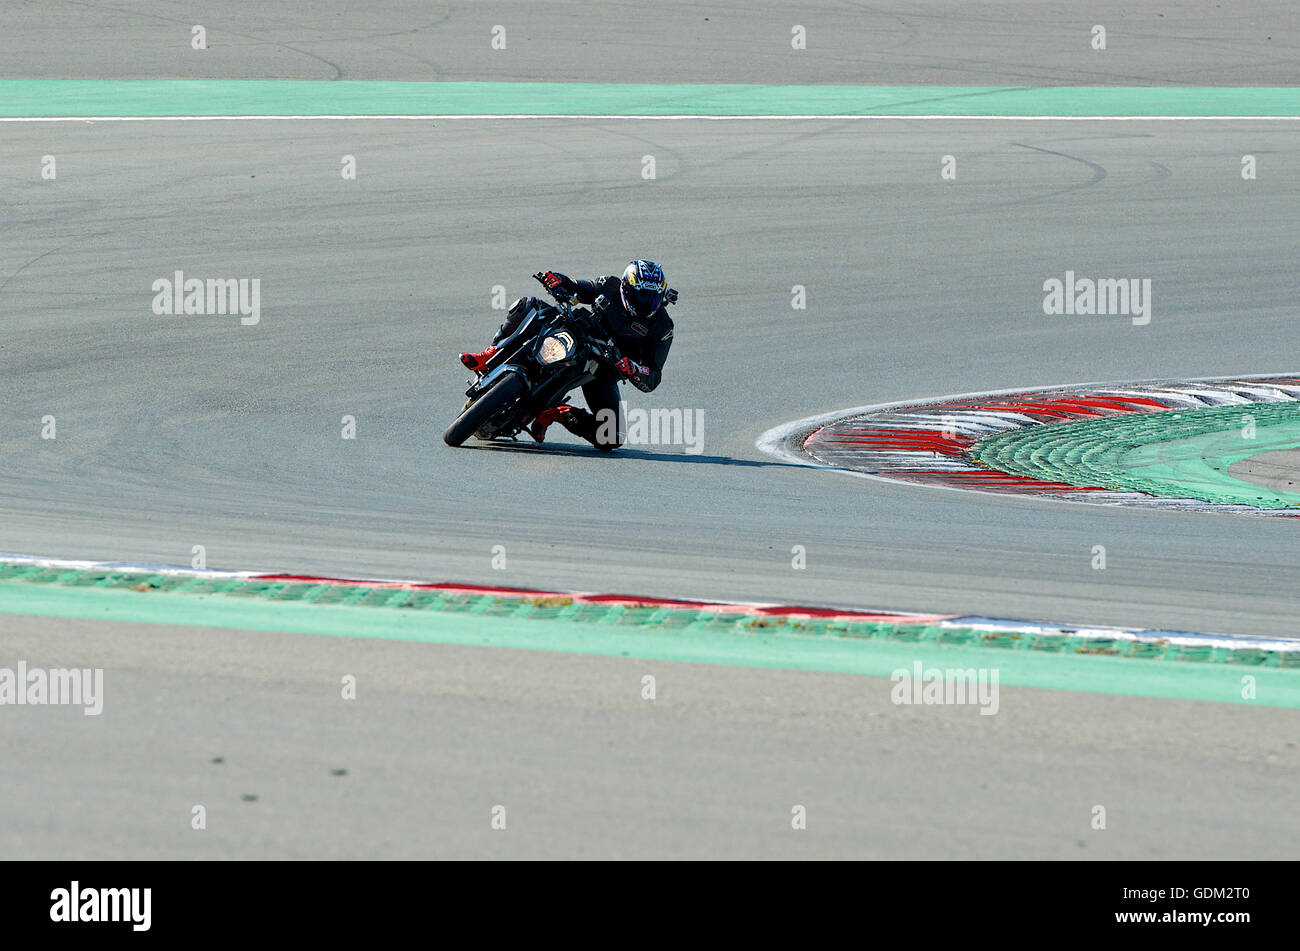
[
  {"left": 3, "top": 114, "right": 1299, "bottom": 123},
  {"left": 0, "top": 553, "right": 259, "bottom": 580}
]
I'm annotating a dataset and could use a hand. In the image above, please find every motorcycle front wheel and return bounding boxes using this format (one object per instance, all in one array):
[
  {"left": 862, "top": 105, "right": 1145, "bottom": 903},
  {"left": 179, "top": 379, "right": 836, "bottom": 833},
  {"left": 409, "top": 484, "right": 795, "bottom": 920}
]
[{"left": 443, "top": 373, "right": 526, "bottom": 447}]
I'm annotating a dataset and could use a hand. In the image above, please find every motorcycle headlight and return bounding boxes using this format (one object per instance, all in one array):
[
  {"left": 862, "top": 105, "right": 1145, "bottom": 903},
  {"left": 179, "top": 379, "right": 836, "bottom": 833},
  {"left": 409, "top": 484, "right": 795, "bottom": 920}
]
[{"left": 538, "top": 333, "right": 574, "bottom": 365}]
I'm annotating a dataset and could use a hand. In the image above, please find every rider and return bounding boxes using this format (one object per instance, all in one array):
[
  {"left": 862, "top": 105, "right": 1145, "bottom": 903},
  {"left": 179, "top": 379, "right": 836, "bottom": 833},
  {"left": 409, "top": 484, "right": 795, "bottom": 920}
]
[{"left": 459, "top": 260, "right": 676, "bottom": 450}]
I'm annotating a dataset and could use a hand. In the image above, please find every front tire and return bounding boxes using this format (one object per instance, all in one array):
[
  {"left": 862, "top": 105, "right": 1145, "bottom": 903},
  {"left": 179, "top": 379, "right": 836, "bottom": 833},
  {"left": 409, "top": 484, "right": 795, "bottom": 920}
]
[{"left": 443, "top": 373, "right": 525, "bottom": 447}]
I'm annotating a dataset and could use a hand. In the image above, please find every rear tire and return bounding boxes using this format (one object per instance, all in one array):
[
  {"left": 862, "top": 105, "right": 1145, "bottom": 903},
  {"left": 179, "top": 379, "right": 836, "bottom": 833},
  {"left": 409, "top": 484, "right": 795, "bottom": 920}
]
[{"left": 443, "top": 373, "right": 525, "bottom": 447}]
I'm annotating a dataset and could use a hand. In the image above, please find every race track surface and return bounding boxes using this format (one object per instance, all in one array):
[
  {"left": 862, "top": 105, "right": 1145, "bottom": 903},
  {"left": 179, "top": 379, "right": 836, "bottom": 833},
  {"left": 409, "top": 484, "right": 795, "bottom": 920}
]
[
  {"left": 4, "top": 1, "right": 1297, "bottom": 85},
  {"left": 2, "top": 1, "right": 1299, "bottom": 859},
  {"left": 5, "top": 117, "right": 1299, "bottom": 636},
  {"left": 4, "top": 613, "right": 1297, "bottom": 859}
]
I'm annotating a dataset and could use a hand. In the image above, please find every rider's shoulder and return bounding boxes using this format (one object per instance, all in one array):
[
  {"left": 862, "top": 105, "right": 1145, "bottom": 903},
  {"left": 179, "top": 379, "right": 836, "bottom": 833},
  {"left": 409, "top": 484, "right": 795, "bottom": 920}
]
[{"left": 652, "top": 309, "right": 674, "bottom": 339}]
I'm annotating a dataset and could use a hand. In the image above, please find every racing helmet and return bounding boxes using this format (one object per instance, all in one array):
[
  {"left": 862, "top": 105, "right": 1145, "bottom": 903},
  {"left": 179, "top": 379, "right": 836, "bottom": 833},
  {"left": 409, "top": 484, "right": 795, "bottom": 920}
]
[{"left": 619, "top": 260, "right": 667, "bottom": 320}]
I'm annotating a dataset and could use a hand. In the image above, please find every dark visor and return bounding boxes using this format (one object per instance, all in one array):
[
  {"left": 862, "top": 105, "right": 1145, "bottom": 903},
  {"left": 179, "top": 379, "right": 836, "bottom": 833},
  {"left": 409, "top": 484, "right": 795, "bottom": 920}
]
[{"left": 625, "top": 286, "right": 663, "bottom": 317}]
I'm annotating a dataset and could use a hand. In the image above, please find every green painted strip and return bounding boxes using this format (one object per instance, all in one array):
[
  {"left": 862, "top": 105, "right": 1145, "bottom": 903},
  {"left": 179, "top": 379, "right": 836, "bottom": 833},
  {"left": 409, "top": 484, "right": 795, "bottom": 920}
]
[
  {"left": 0, "top": 578, "right": 1296, "bottom": 707},
  {"left": 970, "top": 401, "right": 1300, "bottom": 508},
  {"left": 2, "top": 81, "right": 1300, "bottom": 117},
  {"left": 3, "top": 563, "right": 1296, "bottom": 666}
]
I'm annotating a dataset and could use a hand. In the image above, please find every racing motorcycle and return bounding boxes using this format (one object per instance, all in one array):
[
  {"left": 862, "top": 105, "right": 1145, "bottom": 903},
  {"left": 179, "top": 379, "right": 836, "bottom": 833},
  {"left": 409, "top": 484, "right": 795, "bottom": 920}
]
[{"left": 444, "top": 273, "right": 638, "bottom": 447}]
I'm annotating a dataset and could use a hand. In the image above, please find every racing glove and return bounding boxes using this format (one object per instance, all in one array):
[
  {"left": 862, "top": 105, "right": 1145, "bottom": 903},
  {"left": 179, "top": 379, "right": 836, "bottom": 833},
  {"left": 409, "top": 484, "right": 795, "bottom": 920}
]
[
  {"left": 615, "top": 356, "right": 650, "bottom": 385},
  {"left": 541, "top": 270, "right": 565, "bottom": 291}
]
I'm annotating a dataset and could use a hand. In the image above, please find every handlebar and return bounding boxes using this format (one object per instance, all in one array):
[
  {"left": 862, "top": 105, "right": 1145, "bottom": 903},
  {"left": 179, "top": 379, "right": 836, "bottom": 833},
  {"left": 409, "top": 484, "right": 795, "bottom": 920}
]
[
  {"left": 527, "top": 272, "right": 619, "bottom": 363},
  {"left": 532, "top": 271, "right": 574, "bottom": 303}
]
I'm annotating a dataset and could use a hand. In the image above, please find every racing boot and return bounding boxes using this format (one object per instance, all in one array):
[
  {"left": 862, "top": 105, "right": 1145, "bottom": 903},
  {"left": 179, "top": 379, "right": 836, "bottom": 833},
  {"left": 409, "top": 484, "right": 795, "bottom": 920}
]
[
  {"left": 529, "top": 405, "right": 576, "bottom": 443},
  {"left": 459, "top": 346, "right": 498, "bottom": 373}
]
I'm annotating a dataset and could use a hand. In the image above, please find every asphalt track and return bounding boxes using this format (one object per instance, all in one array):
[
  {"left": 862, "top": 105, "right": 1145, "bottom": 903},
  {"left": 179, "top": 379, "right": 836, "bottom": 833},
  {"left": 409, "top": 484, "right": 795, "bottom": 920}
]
[
  {"left": 7, "top": 118, "right": 1300, "bottom": 636},
  {"left": 1231, "top": 448, "right": 1300, "bottom": 493},
  {"left": 6, "top": 612, "right": 1297, "bottom": 860},
  {"left": 2, "top": 2, "right": 1299, "bottom": 858},
  {"left": 3, "top": 0, "right": 1298, "bottom": 85}
]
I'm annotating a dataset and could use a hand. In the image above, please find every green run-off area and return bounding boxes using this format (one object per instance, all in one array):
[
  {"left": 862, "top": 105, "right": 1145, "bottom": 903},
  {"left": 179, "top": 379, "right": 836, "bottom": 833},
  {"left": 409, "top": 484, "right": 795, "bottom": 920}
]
[
  {"left": 968, "top": 401, "right": 1300, "bottom": 509},
  {"left": 3, "top": 81, "right": 1300, "bottom": 117}
]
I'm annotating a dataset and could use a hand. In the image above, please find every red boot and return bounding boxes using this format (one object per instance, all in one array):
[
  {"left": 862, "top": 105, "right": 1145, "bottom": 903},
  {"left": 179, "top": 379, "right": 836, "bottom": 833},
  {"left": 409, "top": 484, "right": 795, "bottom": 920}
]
[
  {"left": 529, "top": 405, "right": 575, "bottom": 443},
  {"left": 459, "top": 346, "right": 498, "bottom": 373}
]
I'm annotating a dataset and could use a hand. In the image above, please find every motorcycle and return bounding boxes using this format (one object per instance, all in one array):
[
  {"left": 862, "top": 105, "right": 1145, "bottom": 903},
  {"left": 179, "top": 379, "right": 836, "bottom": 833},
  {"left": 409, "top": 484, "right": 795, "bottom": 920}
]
[{"left": 443, "top": 273, "right": 633, "bottom": 447}]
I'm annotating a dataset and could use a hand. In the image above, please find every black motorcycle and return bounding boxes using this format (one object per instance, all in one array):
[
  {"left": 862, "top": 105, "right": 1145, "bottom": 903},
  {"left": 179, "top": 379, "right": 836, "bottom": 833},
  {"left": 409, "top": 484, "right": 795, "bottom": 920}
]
[{"left": 444, "top": 273, "right": 646, "bottom": 447}]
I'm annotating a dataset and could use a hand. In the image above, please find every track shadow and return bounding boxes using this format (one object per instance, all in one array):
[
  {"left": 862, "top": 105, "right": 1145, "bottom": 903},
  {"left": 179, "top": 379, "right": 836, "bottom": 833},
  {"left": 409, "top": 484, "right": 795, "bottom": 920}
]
[{"left": 457, "top": 440, "right": 809, "bottom": 469}]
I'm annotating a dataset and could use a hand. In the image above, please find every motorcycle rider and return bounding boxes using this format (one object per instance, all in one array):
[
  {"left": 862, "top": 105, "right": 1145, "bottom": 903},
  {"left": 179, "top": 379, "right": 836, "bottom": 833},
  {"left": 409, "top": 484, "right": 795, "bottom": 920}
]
[{"left": 459, "top": 260, "right": 676, "bottom": 450}]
